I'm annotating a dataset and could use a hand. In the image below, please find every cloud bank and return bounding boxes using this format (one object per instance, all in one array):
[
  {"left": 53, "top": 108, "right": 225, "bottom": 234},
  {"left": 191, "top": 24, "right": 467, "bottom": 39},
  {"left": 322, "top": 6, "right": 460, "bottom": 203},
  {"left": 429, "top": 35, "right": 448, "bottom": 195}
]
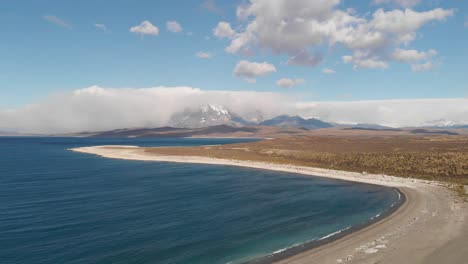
[
  {"left": 296, "top": 98, "right": 468, "bottom": 128},
  {"left": 0, "top": 86, "right": 289, "bottom": 134},
  {"left": 1, "top": 86, "right": 468, "bottom": 134}
]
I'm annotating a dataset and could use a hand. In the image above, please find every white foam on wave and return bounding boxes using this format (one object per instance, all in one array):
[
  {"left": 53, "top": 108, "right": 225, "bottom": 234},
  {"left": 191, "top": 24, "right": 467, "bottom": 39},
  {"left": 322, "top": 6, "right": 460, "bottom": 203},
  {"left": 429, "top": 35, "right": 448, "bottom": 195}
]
[
  {"left": 370, "top": 212, "right": 382, "bottom": 220},
  {"left": 265, "top": 226, "right": 352, "bottom": 260},
  {"left": 395, "top": 189, "right": 401, "bottom": 200},
  {"left": 229, "top": 190, "right": 402, "bottom": 263},
  {"left": 270, "top": 242, "right": 302, "bottom": 255},
  {"left": 319, "top": 226, "right": 351, "bottom": 241}
]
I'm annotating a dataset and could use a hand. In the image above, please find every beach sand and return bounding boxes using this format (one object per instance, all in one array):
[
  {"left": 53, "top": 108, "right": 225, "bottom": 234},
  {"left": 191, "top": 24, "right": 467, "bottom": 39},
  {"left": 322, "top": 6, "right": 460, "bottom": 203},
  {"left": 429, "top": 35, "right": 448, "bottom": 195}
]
[{"left": 71, "top": 145, "right": 468, "bottom": 264}]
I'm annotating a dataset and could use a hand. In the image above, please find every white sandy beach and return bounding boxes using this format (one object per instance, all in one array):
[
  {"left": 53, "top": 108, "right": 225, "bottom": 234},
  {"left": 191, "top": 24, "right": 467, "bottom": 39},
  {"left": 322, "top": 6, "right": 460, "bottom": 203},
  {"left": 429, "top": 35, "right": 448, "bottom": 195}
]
[{"left": 71, "top": 145, "right": 468, "bottom": 264}]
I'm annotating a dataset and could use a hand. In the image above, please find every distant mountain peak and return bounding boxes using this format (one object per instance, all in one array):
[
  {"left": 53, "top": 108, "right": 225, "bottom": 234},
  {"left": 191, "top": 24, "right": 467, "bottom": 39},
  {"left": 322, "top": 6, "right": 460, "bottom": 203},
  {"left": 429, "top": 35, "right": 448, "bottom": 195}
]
[
  {"left": 200, "top": 104, "right": 230, "bottom": 115},
  {"left": 419, "top": 119, "right": 468, "bottom": 128},
  {"left": 260, "top": 115, "right": 332, "bottom": 129},
  {"left": 169, "top": 104, "right": 248, "bottom": 128}
]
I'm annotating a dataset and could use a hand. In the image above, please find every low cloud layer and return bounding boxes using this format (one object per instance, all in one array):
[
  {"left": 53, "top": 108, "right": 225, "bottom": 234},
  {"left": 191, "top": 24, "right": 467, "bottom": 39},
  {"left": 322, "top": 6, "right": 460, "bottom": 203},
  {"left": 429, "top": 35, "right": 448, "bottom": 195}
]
[
  {"left": 1, "top": 86, "right": 467, "bottom": 133},
  {"left": 296, "top": 98, "right": 468, "bottom": 128},
  {"left": 0, "top": 86, "right": 289, "bottom": 134}
]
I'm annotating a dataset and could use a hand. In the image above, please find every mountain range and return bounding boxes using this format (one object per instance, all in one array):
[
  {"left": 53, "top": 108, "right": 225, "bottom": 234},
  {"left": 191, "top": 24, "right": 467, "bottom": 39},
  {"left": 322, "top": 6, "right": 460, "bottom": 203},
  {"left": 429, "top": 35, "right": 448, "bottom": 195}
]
[
  {"left": 169, "top": 105, "right": 468, "bottom": 130},
  {"left": 418, "top": 119, "right": 468, "bottom": 129},
  {"left": 2, "top": 104, "right": 467, "bottom": 137},
  {"left": 259, "top": 115, "right": 333, "bottom": 129},
  {"left": 170, "top": 104, "right": 333, "bottom": 129},
  {"left": 169, "top": 104, "right": 251, "bottom": 128}
]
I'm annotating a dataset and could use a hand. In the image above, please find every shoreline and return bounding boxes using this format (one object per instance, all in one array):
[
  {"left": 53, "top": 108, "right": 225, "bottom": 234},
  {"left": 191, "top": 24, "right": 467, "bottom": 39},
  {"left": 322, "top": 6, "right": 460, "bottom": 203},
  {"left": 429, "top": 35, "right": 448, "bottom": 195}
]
[
  {"left": 70, "top": 145, "right": 467, "bottom": 264},
  {"left": 245, "top": 188, "right": 406, "bottom": 264}
]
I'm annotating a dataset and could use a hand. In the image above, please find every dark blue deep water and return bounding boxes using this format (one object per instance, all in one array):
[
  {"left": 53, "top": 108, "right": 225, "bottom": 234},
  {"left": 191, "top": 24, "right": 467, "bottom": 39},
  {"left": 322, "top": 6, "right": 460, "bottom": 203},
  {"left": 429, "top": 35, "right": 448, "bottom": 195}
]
[{"left": 0, "top": 137, "right": 399, "bottom": 264}]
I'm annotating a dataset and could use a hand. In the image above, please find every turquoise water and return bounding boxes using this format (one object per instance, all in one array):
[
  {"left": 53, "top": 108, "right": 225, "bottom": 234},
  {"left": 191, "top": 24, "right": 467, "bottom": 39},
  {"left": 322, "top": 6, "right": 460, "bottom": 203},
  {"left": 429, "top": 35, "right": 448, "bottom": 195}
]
[{"left": 0, "top": 137, "right": 399, "bottom": 264}]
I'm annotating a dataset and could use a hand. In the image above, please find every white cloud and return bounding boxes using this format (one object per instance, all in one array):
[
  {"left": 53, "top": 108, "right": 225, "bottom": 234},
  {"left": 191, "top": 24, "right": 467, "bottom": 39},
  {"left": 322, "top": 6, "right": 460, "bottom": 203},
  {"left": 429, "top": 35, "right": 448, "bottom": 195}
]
[
  {"left": 390, "top": 48, "right": 437, "bottom": 71},
  {"left": 346, "top": 8, "right": 357, "bottom": 15},
  {"left": 213, "top": 21, "right": 236, "bottom": 39},
  {"left": 2, "top": 86, "right": 468, "bottom": 133},
  {"left": 373, "top": 0, "right": 421, "bottom": 8},
  {"left": 287, "top": 50, "right": 323, "bottom": 67},
  {"left": 195, "top": 52, "right": 213, "bottom": 59},
  {"left": 244, "top": 78, "right": 257, "bottom": 84},
  {"left": 233, "top": 60, "right": 276, "bottom": 82},
  {"left": 391, "top": 48, "right": 437, "bottom": 62},
  {"left": 465, "top": 17, "right": 468, "bottom": 28},
  {"left": 166, "top": 21, "right": 183, "bottom": 33},
  {"left": 216, "top": 1, "right": 453, "bottom": 70},
  {"left": 322, "top": 68, "right": 336, "bottom": 74},
  {"left": 43, "top": 15, "right": 71, "bottom": 29},
  {"left": 370, "top": 8, "right": 453, "bottom": 37},
  {"left": 276, "top": 78, "right": 305, "bottom": 88},
  {"left": 201, "top": 0, "right": 222, "bottom": 14},
  {"left": 355, "top": 59, "right": 388, "bottom": 69},
  {"left": 94, "top": 23, "right": 106, "bottom": 31},
  {"left": 411, "top": 62, "right": 435, "bottom": 72},
  {"left": 130, "top": 20, "right": 159, "bottom": 36},
  {"left": 342, "top": 54, "right": 388, "bottom": 69}
]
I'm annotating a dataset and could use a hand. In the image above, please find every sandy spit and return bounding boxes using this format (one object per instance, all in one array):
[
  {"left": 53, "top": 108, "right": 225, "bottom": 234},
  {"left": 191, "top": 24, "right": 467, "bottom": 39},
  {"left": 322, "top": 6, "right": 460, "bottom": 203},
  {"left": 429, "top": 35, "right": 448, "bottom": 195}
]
[{"left": 71, "top": 145, "right": 467, "bottom": 264}]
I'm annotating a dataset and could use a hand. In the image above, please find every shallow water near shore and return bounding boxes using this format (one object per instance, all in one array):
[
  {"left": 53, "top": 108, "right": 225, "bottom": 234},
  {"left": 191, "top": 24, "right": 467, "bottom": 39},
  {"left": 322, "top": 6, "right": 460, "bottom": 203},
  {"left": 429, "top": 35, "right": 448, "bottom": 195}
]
[{"left": 0, "top": 137, "right": 400, "bottom": 264}]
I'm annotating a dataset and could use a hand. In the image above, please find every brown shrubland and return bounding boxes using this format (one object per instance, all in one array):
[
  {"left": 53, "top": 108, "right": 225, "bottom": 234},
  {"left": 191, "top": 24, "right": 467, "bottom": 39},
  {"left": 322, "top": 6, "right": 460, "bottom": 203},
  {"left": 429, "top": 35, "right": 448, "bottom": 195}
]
[{"left": 145, "top": 135, "right": 468, "bottom": 185}]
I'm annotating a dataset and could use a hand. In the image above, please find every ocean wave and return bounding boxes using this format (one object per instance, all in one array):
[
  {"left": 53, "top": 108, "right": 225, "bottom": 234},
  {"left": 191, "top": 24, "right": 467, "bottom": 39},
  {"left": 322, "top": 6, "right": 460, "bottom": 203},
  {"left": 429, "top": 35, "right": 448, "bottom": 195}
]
[
  {"left": 319, "top": 226, "right": 352, "bottom": 240},
  {"left": 370, "top": 212, "right": 382, "bottom": 220}
]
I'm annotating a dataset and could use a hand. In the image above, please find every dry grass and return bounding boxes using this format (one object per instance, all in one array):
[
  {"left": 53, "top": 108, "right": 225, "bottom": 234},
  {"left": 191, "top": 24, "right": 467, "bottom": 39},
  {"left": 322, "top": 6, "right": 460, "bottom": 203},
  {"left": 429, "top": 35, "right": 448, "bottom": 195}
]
[{"left": 144, "top": 135, "right": 468, "bottom": 185}]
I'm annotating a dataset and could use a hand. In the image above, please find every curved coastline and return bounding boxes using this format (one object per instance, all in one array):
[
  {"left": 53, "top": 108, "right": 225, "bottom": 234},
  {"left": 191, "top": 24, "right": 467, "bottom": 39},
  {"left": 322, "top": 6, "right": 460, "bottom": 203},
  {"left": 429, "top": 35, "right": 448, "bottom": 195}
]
[
  {"left": 244, "top": 188, "right": 406, "bottom": 264},
  {"left": 70, "top": 145, "right": 467, "bottom": 264}
]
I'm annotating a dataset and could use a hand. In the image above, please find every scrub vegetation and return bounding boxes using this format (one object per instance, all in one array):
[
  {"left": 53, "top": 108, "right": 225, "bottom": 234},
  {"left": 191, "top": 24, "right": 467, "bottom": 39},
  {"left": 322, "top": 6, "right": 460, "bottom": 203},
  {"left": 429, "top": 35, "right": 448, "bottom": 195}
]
[{"left": 145, "top": 135, "right": 468, "bottom": 186}]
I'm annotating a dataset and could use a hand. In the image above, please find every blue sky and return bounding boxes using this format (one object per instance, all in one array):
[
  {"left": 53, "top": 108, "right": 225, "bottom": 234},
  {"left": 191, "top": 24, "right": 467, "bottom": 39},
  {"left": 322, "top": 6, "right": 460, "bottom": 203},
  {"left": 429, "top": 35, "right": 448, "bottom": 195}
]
[{"left": 0, "top": 0, "right": 467, "bottom": 108}]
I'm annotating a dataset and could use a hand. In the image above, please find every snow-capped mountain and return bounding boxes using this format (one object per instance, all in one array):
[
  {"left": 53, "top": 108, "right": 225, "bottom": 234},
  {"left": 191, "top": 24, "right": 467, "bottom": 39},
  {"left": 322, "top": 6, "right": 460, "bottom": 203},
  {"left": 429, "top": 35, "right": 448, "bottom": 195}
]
[
  {"left": 169, "top": 106, "right": 337, "bottom": 129},
  {"left": 419, "top": 119, "right": 468, "bottom": 128},
  {"left": 169, "top": 104, "right": 249, "bottom": 128}
]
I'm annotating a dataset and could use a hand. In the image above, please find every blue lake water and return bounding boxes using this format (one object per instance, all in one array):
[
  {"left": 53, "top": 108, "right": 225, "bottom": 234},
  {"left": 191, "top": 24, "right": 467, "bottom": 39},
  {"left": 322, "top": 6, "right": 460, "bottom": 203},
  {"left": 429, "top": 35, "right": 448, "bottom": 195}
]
[{"left": 0, "top": 137, "right": 400, "bottom": 264}]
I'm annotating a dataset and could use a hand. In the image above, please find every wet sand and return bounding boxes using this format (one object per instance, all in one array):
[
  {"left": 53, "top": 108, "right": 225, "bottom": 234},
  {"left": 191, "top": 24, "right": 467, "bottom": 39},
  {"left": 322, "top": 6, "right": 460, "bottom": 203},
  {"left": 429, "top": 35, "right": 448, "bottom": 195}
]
[{"left": 71, "top": 145, "right": 468, "bottom": 264}]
